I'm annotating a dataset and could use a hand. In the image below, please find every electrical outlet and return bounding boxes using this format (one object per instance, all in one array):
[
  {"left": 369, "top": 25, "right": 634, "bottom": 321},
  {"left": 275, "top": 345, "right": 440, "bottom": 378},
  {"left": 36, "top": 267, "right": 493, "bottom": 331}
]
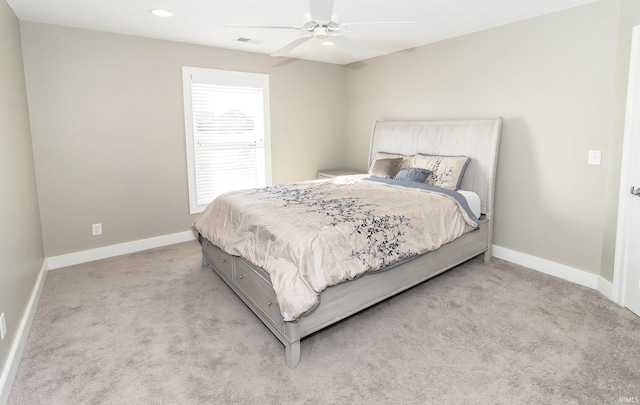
[
  {"left": 0, "top": 312, "right": 6, "bottom": 340},
  {"left": 92, "top": 223, "right": 102, "bottom": 236},
  {"left": 588, "top": 150, "right": 602, "bottom": 165}
]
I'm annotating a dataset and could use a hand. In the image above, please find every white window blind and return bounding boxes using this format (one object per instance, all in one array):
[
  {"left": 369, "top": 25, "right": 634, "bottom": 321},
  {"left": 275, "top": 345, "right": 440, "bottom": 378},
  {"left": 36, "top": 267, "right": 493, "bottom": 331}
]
[{"left": 183, "top": 67, "right": 271, "bottom": 214}]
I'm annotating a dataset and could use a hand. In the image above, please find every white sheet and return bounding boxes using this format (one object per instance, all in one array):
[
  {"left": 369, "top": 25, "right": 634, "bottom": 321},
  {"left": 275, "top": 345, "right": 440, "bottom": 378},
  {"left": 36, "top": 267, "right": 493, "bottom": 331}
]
[{"left": 457, "top": 190, "right": 481, "bottom": 218}]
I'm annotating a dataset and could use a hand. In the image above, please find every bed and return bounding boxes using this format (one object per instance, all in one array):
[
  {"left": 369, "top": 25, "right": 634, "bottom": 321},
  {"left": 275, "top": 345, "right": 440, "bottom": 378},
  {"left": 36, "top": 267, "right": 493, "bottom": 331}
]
[{"left": 193, "top": 118, "right": 503, "bottom": 368}]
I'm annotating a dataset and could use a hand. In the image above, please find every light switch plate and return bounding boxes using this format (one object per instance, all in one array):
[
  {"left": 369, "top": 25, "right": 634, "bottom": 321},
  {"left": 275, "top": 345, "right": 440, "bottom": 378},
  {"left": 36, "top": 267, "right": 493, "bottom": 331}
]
[
  {"left": 588, "top": 150, "right": 602, "bottom": 165},
  {"left": 0, "top": 312, "right": 6, "bottom": 340}
]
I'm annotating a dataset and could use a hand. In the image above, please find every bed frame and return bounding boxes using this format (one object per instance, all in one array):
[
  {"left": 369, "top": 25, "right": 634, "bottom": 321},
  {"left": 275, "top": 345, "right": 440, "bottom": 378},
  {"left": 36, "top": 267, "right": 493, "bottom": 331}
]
[{"left": 198, "top": 118, "right": 503, "bottom": 368}]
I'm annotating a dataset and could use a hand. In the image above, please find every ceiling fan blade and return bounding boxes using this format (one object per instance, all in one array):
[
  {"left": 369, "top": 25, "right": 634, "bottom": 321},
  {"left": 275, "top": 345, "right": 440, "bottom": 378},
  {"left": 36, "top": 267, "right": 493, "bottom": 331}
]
[
  {"left": 308, "top": 0, "right": 334, "bottom": 22},
  {"left": 225, "top": 24, "right": 302, "bottom": 31},
  {"left": 331, "top": 36, "right": 367, "bottom": 59},
  {"left": 271, "top": 36, "right": 313, "bottom": 57}
]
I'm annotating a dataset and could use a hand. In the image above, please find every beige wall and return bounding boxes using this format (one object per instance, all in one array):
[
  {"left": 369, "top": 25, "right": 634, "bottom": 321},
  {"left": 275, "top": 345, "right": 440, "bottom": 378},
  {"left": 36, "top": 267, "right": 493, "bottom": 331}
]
[
  {"left": 14, "top": 0, "right": 640, "bottom": 281},
  {"left": 20, "top": 23, "right": 347, "bottom": 257},
  {"left": 344, "top": 0, "right": 636, "bottom": 280},
  {"left": 0, "top": 0, "right": 44, "bottom": 386}
]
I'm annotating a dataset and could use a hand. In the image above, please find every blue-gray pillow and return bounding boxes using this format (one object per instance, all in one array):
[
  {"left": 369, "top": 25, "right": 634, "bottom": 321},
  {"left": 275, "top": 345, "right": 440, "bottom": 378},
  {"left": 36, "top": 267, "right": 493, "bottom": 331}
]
[{"left": 393, "top": 167, "right": 431, "bottom": 183}]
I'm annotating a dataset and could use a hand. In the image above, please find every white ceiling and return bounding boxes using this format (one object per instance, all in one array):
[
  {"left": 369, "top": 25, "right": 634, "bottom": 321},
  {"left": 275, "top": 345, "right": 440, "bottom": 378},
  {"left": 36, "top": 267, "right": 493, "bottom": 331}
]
[{"left": 7, "top": 0, "right": 600, "bottom": 65}]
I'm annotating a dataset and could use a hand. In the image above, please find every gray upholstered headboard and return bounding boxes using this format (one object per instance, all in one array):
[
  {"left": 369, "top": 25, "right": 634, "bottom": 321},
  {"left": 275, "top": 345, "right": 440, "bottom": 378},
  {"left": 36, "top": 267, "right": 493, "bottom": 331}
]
[{"left": 368, "top": 119, "right": 503, "bottom": 218}]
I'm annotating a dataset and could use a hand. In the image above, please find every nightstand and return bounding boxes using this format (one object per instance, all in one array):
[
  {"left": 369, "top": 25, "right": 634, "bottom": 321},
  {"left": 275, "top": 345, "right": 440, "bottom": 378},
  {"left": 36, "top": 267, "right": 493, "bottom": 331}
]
[{"left": 317, "top": 169, "right": 365, "bottom": 179}]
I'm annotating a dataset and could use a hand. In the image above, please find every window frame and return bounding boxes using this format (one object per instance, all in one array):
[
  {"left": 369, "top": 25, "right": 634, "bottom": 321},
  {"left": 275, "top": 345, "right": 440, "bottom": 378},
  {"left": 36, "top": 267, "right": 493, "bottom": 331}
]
[{"left": 182, "top": 66, "right": 272, "bottom": 214}]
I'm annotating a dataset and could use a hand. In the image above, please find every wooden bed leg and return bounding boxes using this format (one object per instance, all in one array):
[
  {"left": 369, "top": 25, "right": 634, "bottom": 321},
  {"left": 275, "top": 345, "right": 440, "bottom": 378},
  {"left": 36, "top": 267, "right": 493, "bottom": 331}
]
[
  {"left": 484, "top": 250, "right": 492, "bottom": 265},
  {"left": 285, "top": 340, "right": 301, "bottom": 369},
  {"left": 284, "top": 321, "right": 301, "bottom": 368}
]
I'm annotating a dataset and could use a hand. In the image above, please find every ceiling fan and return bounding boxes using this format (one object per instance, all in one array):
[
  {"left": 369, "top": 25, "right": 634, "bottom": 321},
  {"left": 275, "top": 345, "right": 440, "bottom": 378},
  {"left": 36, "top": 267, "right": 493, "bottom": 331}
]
[{"left": 226, "top": 0, "right": 416, "bottom": 58}]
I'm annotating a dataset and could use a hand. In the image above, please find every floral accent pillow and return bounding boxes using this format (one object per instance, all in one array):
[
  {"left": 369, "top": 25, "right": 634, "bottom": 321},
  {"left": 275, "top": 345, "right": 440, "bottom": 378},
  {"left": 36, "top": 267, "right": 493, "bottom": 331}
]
[{"left": 410, "top": 154, "right": 471, "bottom": 190}]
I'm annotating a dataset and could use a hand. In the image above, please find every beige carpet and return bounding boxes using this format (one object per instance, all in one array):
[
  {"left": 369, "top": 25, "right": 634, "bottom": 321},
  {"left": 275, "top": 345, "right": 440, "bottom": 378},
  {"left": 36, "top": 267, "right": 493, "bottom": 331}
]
[{"left": 7, "top": 241, "right": 640, "bottom": 404}]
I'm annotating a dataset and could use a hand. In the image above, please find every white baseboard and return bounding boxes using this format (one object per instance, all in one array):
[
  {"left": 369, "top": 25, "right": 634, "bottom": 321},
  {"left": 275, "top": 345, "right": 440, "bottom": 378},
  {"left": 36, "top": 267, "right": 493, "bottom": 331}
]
[
  {"left": 47, "top": 231, "right": 195, "bottom": 270},
  {"left": 493, "top": 245, "right": 614, "bottom": 300},
  {"left": 0, "top": 260, "right": 48, "bottom": 405},
  {"left": 597, "top": 277, "right": 613, "bottom": 300}
]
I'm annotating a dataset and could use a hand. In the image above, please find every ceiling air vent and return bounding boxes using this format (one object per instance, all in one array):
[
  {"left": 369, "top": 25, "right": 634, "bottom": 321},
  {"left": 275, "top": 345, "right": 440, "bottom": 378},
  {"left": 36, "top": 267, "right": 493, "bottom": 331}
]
[{"left": 233, "top": 37, "right": 263, "bottom": 45}]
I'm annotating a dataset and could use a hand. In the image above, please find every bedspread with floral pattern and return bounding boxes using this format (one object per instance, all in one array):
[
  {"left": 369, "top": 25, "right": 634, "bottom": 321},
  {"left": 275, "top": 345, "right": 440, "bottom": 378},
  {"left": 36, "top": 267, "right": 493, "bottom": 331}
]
[{"left": 192, "top": 176, "right": 478, "bottom": 321}]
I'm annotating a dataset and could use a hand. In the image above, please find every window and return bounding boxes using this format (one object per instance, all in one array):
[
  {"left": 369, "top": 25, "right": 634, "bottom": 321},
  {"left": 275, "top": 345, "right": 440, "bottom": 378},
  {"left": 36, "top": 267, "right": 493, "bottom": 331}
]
[{"left": 183, "top": 67, "right": 271, "bottom": 214}]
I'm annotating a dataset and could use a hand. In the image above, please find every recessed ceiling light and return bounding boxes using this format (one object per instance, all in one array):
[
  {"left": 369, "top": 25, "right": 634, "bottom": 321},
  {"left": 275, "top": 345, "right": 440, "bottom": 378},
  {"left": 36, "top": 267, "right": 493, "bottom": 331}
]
[
  {"left": 150, "top": 9, "right": 173, "bottom": 17},
  {"left": 322, "top": 40, "right": 334, "bottom": 46}
]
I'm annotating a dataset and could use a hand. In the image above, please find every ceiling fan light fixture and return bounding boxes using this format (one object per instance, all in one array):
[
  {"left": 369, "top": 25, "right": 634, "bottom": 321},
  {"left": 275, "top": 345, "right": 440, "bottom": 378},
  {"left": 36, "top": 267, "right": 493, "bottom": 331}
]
[
  {"left": 150, "top": 9, "right": 173, "bottom": 17},
  {"left": 230, "top": 0, "right": 415, "bottom": 59},
  {"left": 312, "top": 26, "right": 330, "bottom": 39}
]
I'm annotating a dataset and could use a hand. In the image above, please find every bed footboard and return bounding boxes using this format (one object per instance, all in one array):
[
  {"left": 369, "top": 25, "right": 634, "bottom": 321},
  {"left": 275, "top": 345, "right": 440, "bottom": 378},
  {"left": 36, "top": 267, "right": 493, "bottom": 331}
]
[{"left": 199, "top": 218, "right": 489, "bottom": 368}]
